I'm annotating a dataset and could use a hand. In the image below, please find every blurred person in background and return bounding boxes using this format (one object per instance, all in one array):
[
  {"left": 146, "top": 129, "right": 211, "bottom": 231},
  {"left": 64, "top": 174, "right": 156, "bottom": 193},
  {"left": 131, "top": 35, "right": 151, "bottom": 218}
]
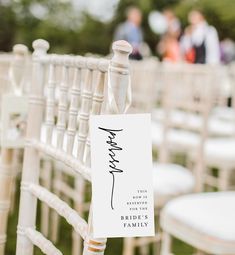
[
  {"left": 180, "top": 9, "right": 220, "bottom": 64},
  {"left": 163, "top": 9, "right": 181, "bottom": 38},
  {"left": 157, "top": 34, "right": 181, "bottom": 62},
  {"left": 157, "top": 9, "right": 181, "bottom": 62},
  {"left": 114, "top": 6, "right": 143, "bottom": 60},
  {"left": 220, "top": 38, "right": 235, "bottom": 64}
]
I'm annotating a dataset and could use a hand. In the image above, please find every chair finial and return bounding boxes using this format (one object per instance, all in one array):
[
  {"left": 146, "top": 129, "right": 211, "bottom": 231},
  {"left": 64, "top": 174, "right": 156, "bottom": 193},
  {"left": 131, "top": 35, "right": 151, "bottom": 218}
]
[
  {"left": 33, "top": 39, "right": 49, "bottom": 51},
  {"left": 111, "top": 40, "right": 132, "bottom": 70},
  {"left": 32, "top": 39, "right": 49, "bottom": 57},
  {"left": 13, "top": 44, "right": 28, "bottom": 55},
  {"left": 112, "top": 40, "right": 132, "bottom": 54},
  {"left": 108, "top": 40, "right": 132, "bottom": 114}
]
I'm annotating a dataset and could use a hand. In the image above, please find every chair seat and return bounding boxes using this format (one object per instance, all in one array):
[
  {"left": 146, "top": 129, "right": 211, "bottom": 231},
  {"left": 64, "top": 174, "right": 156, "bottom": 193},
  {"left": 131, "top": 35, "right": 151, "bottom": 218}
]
[
  {"left": 152, "top": 109, "right": 202, "bottom": 127},
  {"left": 161, "top": 192, "right": 235, "bottom": 254},
  {"left": 152, "top": 109, "right": 235, "bottom": 137},
  {"left": 203, "top": 138, "right": 235, "bottom": 167},
  {"left": 209, "top": 118, "right": 235, "bottom": 137},
  {"left": 152, "top": 122, "right": 200, "bottom": 152},
  {"left": 212, "top": 106, "right": 235, "bottom": 122},
  {"left": 153, "top": 163, "right": 194, "bottom": 208}
]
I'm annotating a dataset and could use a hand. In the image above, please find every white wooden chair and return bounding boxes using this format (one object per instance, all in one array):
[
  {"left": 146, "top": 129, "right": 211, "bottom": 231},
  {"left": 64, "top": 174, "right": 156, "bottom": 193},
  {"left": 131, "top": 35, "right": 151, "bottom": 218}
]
[
  {"left": 16, "top": 39, "right": 132, "bottom": 255},
  {"left": 0, "top": 44, "right": 29, "bottom": 255},
  {"left": 153, "top": 63, "right": 214, "bottom": 193},
  {"left": 152, "top": 63, "right": 235, "bottom": 194},
  {"left": 152, "top": 62, "right": 235, "bottom": 192},
  {"left": 188, "top": 63, "right": 235, "bottom": 191},
  {"left": 160, "top": 191, "right": 235, "bottom": 255}
]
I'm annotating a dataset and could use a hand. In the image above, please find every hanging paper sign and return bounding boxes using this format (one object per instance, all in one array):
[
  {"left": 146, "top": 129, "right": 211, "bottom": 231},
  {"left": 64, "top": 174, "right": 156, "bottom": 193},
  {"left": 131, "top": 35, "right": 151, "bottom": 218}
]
[
  {"left": 1, "top": 94, "right": 28, "bottom": 148},
  {"left": 90, "top": 113, "right": 155, "bottom": 238}
]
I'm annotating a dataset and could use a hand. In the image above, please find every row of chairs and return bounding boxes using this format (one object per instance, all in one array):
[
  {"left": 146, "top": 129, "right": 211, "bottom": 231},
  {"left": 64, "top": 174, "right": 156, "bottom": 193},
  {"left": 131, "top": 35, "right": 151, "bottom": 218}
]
[
  {"left": 128, "top": 60, "right": 235, "bottom": 254},
  {"left": 1, "top": 40, "right": 235, "bottom": 255}
]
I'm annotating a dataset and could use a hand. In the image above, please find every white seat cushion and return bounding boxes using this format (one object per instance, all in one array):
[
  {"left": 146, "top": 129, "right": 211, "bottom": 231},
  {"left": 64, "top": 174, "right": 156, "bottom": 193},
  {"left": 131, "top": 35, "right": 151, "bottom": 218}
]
[
  {"left": 212, "top": 106, "right": 235, "bottom": 122},
  {"left": 152, "top": 109, "right": 201, "bottom": 130},
  {"left": 152, "top": 108, "right": 235, "bottom": 137},
  {"left": 209, "top": 118, "right": 235, "bottom": 137},
  {"left": 152, "top": 122, "right": 200, "bottom": 152},
  {"left": 153, "top": 163, "right": 194, "bottom": 208},
  {"left": 161, "top": 192, "right": 235, "bottom": 253},
  {"left": 204, "top": 138, "right": 235, "bottom": 167}
]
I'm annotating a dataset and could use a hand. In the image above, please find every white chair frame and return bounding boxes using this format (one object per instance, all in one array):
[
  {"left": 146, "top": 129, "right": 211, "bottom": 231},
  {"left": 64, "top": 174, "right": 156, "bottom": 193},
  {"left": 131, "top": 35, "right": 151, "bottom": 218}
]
[
  {"left": 0, "top": 44, "right": 29, "bottom": 255},
  {"left": 16, "top": 39, "right": 132, "bottom": 255}
]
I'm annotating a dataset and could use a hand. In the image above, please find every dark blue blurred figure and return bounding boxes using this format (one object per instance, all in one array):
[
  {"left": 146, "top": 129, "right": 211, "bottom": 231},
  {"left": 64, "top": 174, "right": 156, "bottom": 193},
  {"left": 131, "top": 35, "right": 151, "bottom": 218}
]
[{"left": 114, "top": 6, "right": 143, "bottom": 60}]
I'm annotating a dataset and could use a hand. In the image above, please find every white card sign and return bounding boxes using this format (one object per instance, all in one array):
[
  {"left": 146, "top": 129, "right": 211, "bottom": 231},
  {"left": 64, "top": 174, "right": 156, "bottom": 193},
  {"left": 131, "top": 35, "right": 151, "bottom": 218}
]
[
  {"left": 90, "top": 113, "right": 155, "bottom": 238},
  {"left": 1, "top": 94, "right": 28, "bottom": 148}
]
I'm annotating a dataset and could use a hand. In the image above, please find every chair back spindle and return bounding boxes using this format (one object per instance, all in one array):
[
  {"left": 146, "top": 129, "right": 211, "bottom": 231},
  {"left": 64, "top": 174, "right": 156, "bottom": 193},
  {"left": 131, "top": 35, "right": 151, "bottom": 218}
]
[{"left": 8, "top": 44, "right": 28, "bottom": 95}]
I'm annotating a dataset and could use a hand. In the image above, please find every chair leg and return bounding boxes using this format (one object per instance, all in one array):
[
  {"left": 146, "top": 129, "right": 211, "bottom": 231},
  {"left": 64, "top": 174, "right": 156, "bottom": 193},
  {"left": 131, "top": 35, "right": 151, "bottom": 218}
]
[
  {"left": 123, "top": 237, "right": 135, "bottom": 255},
  {"left": 0, "top": 149, "right": 13, "bottom": 255},
  {"left": 195, "top": 157, "right": 208, "bottom": 192},
  {"left": 219, "top": 167, "right": 231, "bottom": 191},
  {"left": 72, "top": 231, "right": 82, "bottom": 255},
  {"left": 139, "top": 238, "right": 148, "bottom": 255},
  {"left": 16, "top": 146, "right": 41, "bottom": 255},
  {"left": 160, "top": 232, "right": 172, "bottom": 255},
  {"left": 10, "top": 149, "right": 20, "bottom": 215},
  {"left": 40, "top": 159, "right": 52, "bottom": 237},
  {"left": 72, "top": 177, "right": 85, "bottom": 255},
  {"left": 50, "top": 170, "right": 62, "bottom": 243}
]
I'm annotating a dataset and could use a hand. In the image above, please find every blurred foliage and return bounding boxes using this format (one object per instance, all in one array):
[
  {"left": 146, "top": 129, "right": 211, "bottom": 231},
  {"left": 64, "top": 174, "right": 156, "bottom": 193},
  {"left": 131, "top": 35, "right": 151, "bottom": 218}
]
[
  {"left": 0, "top": 3, "right": 17, "bottom": 51},
  {"left": 0, "top": 0, "right": 235, "bottom": 55}
]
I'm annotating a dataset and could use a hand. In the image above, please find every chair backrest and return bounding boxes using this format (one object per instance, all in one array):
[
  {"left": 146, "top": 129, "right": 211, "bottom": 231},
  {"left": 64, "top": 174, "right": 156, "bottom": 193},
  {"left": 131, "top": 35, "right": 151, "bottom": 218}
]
[
  {"left": 8, "top": 44, "right": 30, "bottom": 95},
  {"left": 0, "top": 45, "right": 29, "bottom": 149},
  {"left": 159, "top": 63, "right": 215, "bottom": 190},
  {"left": 0, "top": 44, "right": 29, "bottom": 255},
  {"left": 130, "top": 58, "right": 159, "bottom": 112},
  {"left": 0, "top": 45, "right": 29, "bottom": 99},
  {"left": 16, "top": 39, "right": 132, "bottom": 255}
]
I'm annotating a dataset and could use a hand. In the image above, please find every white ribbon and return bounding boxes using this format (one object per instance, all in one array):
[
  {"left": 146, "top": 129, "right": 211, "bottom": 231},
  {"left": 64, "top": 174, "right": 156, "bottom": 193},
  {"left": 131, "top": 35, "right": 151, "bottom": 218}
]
[{"left": 107, "top": 68, "right": 132, "bottom": 114}]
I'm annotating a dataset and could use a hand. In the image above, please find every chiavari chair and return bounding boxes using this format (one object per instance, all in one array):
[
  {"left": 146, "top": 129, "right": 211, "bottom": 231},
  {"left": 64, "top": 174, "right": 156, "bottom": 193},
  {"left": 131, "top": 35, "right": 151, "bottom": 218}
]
[
  {"left": 152, "top": 63, "right": 235, "bottom": 192},
  {"left": 194, "top": 62, "right": 235, "bottom": 191},
  {"left": 16, "top": 38, "right": 132, "bottom": 255},
  {"left": 160, "top": 191, "right": 235, "bottom": 255},
  {"left": 0, "top": 44, "right": 29, "bottom": 255},
  {"left": 153, "top": 63, "right": 214, "bottom": 191}
]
